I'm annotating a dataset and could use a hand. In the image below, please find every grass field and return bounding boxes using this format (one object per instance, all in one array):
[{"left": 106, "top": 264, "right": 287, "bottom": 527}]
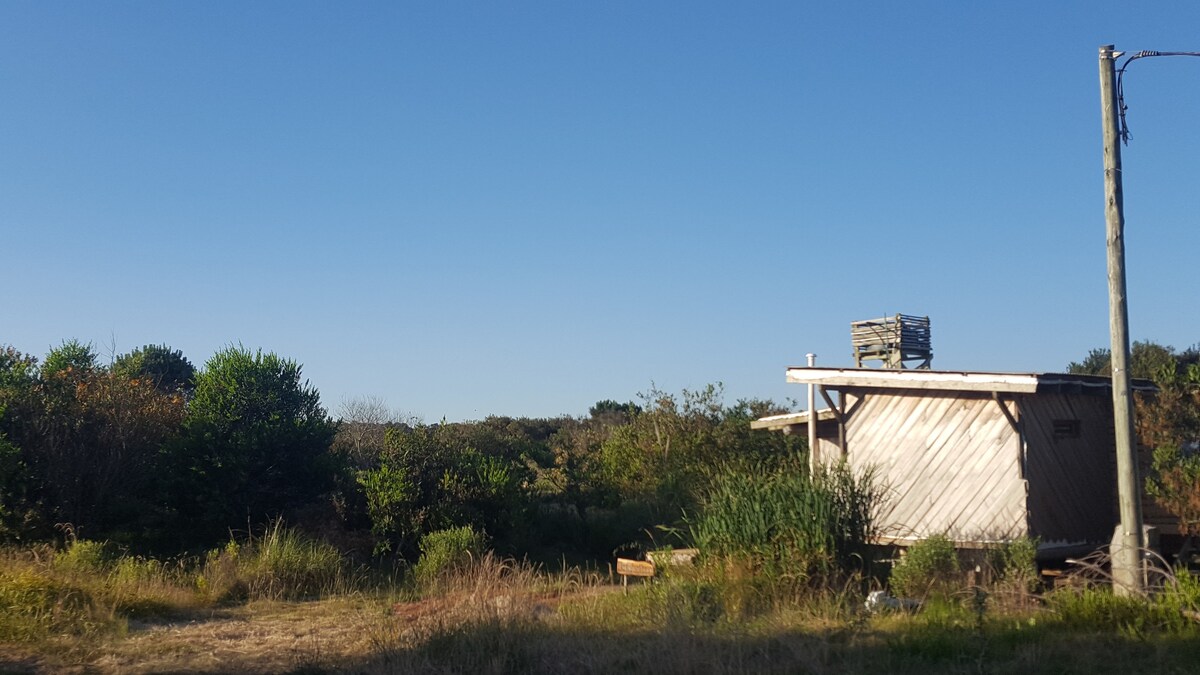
[{"left": 3, "top": 535, "right": 1200, "bottom": 674}]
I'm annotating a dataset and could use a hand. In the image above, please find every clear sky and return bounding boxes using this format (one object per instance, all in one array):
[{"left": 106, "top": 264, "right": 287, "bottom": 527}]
[{"left": 3, "top": 2, "right": 1198, "bottom": 421}]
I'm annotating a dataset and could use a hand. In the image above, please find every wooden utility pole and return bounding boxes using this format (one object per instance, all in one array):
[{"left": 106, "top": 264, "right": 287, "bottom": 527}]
[{"left": 1099, "top": 44, "right": 1144, "bottom": 595}]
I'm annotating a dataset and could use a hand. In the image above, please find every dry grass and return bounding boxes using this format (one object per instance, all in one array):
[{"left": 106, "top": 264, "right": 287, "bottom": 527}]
[
  {"left": 1, "top": 596, "right": 386, "bottom": 674},
  {"left": 93, "top": 597, "right": 383, "bottom": 674},
  {"left": 5, "top": 548, "right": 1200, "bottom": 674}
]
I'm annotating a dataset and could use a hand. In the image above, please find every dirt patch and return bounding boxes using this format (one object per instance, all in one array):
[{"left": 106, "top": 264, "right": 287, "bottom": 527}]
[
  {"left": 3, "top": 597, "right": 395, "bottom": 674},
  {"left": 1, "top": 585, "right": 609, "bottom": 673}
]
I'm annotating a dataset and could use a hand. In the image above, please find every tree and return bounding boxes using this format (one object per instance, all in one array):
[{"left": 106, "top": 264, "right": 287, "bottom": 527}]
[
  {"left": 1067, "top": 340, "right": 1199, "bottom": 381},
  {"left": 40, "top": 339, "right": 98, "bottom": 377},
  {"left": 113, "top": 344, "right": 196, "bottom": 395},
  {"left": 1071, "top": 341, "right": 1200, "bottom": 538},
  {"left": 1137, "top": 364, "right": 1200, "bottom": 537},
  {"left": 332, "top": 395, "right": 412, "bottom": 468},
  {"left": 67, "top": 369, "right": 186, "bottom": 539},
  {"left": 588, "top": 399, "right": 642, "bottom": 424},
  {"left": 0, "top": 343, "right": 186, "bottom": 542},
  {"left": 0, "top": 346, "right": 38, "bottom": 540},
  {"left": 169, "top": 346, "right": 338, "bottom": 545}
]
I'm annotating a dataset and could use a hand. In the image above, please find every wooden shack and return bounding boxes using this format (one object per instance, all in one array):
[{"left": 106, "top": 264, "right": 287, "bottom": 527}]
[{"left": 753, "top": 368, "right": 1163, "bottom": 553}]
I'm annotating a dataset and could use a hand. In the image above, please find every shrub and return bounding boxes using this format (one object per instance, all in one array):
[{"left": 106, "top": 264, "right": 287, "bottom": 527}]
[
  {"left": 988, "top": 537, "right": 1039, "bottom": 594},
  {"left": 53, "top": 539, "right": 114, "bottom": 576},
  {"left": 412, "top": 525, "right": 488, "bottom": 588},
  {"left": 890, "top": 534, "right": 959, "bottom": 598},
  {"left": 1155, "top": 567, "right": 1200, "bottom": 622},
  {"left": 1146, "top": 444, "right": 1200, "bottom": 536}
]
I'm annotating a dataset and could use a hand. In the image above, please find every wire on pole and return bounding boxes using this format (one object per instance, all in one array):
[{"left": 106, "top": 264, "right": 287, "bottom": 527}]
[{"left": 1116, "top": 51, "right": 1200, "bottom": 145}]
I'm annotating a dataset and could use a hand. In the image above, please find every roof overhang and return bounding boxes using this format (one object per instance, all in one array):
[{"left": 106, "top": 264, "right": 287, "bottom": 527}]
[
  {"left": 750, "top": 408, "right": 838, "bottom": 431},
  {"left": 784, "top": 367, "right": 1155, "bottom": 394}
]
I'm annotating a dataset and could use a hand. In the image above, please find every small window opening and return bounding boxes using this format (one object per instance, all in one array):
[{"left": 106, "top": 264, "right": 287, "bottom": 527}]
[{"left": 1052, "top": 419, "right": 1081, "bottom": 439}]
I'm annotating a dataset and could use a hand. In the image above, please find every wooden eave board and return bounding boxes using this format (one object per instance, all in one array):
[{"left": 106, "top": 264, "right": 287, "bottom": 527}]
[
  {"left": 787, "top": 368, "right": 1041, "bottom": 392},
  {"left": 784, "top": 368, "right": 1150, "bottom": 394},
  {"left": 750, "top": 409, "right": 839, "bottom": 430}
]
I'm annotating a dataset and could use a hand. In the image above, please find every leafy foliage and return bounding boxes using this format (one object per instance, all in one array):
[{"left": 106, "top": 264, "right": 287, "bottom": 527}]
[
  {"left": 2, "top": 345, "right": 186, "bottom": 541},
  {"left": 39, "top": 339, "right": 98, "bottom": 378},
  {"left": 0, "top": 346, "right": 38, "bottom": 539},
  {"left": 168, "top": 346, "right": 338, "bottom": 546},
  {"left": 595, "top": 385, "right": 799, "bottom": 529},
  {"left": 6, "top": 332, "right": 818, "bottom": 572},
  {"left": 1068, "top": 340, "right": 1200, "bottom": 381},
  {"left": 113, "top": 344, "right": 196, "bottom": 395},
  {"left": 889, "top": 534, "right": 960, "bottom": 599},
  {"left": 1147, "top": 444, "right": 1200, "bottom": 536},
  {"left": 987, "top": 537, "right": 1039, "bottom": 594},
  {"left": 356, "top": 424, "right": 525, "bottom": 556},
  {"left": 588, "top": 399, "right": 641, "bottom": 424},
  {"left": 1134, "top": 358, "right": 1200, "bottom": 536},
  {"left": 1071, "top": 341, "right": 1200, "bottom": 540},
  {"left": 411, "top": 525, "right": 488, "bottom": 587}
]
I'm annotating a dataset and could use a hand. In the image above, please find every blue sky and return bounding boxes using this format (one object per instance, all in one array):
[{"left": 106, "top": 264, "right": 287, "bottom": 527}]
[{"left": 3, "top": 2, "right": 1198, "bottom": 421}]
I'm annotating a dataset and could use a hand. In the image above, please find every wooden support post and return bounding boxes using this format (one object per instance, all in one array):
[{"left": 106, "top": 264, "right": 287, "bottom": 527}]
[
  {"left": 819, "top": 387, "right": 847, "bottom": 458},
  {"left": 806, "top": 353, "right": 818, "bottom": 471},
  {"left": 1099, "top": 44, "right": 1144, "bottom": 596}
]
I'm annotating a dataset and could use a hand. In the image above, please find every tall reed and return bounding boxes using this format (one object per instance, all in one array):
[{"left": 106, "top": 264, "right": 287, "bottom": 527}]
[{"left": 688, "top": 461, "right": 881, "bottom": 581}]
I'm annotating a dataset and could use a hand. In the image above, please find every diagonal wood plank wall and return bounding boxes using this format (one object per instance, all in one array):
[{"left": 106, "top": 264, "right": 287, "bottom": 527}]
[
  {"left": 842, "top": 389, "right": 1028, "bottom": 544},
  {"left": 1020, "top": 393, "right": 1116, "bottom": 543}
]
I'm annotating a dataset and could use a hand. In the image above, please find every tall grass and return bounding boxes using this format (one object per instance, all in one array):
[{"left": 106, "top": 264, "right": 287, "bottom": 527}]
[
  {"left": 0, "top": 546, "right": 117, "bottom": 643},
  {"left": 201, "top": 519, "right": 347, "bottom": 601},
  {"left": 688, "top": 461, "right": 882, "bottom": 582},
  {"left": 0, "top": 520, "right": 354, "bottom": 646}
]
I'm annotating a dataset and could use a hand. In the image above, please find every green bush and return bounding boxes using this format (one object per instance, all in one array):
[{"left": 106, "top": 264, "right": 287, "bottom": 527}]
[
  {"left": 196, "top": 541, "right": 246, "bottom": 604},
  {"left": 890, "top": 534, "right": 959, "bottom": 598},
  {"left": 357, "top": 462, "right": 417, "bottom": 555},
  {"left": 1155, "top": 567, "right": 1200, "bottom": 622},
  {"left": 412, "top": 525, "right": 488, "bottom": 587},
  {"left": 988, "top": 537, "right": 1039, "bottom": 593},
  {"left": 359, "top": 425, "right": 527, "bottom": 558},
  {"left": 53, "top": 539, "right": 114, "bottom": 576}
]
